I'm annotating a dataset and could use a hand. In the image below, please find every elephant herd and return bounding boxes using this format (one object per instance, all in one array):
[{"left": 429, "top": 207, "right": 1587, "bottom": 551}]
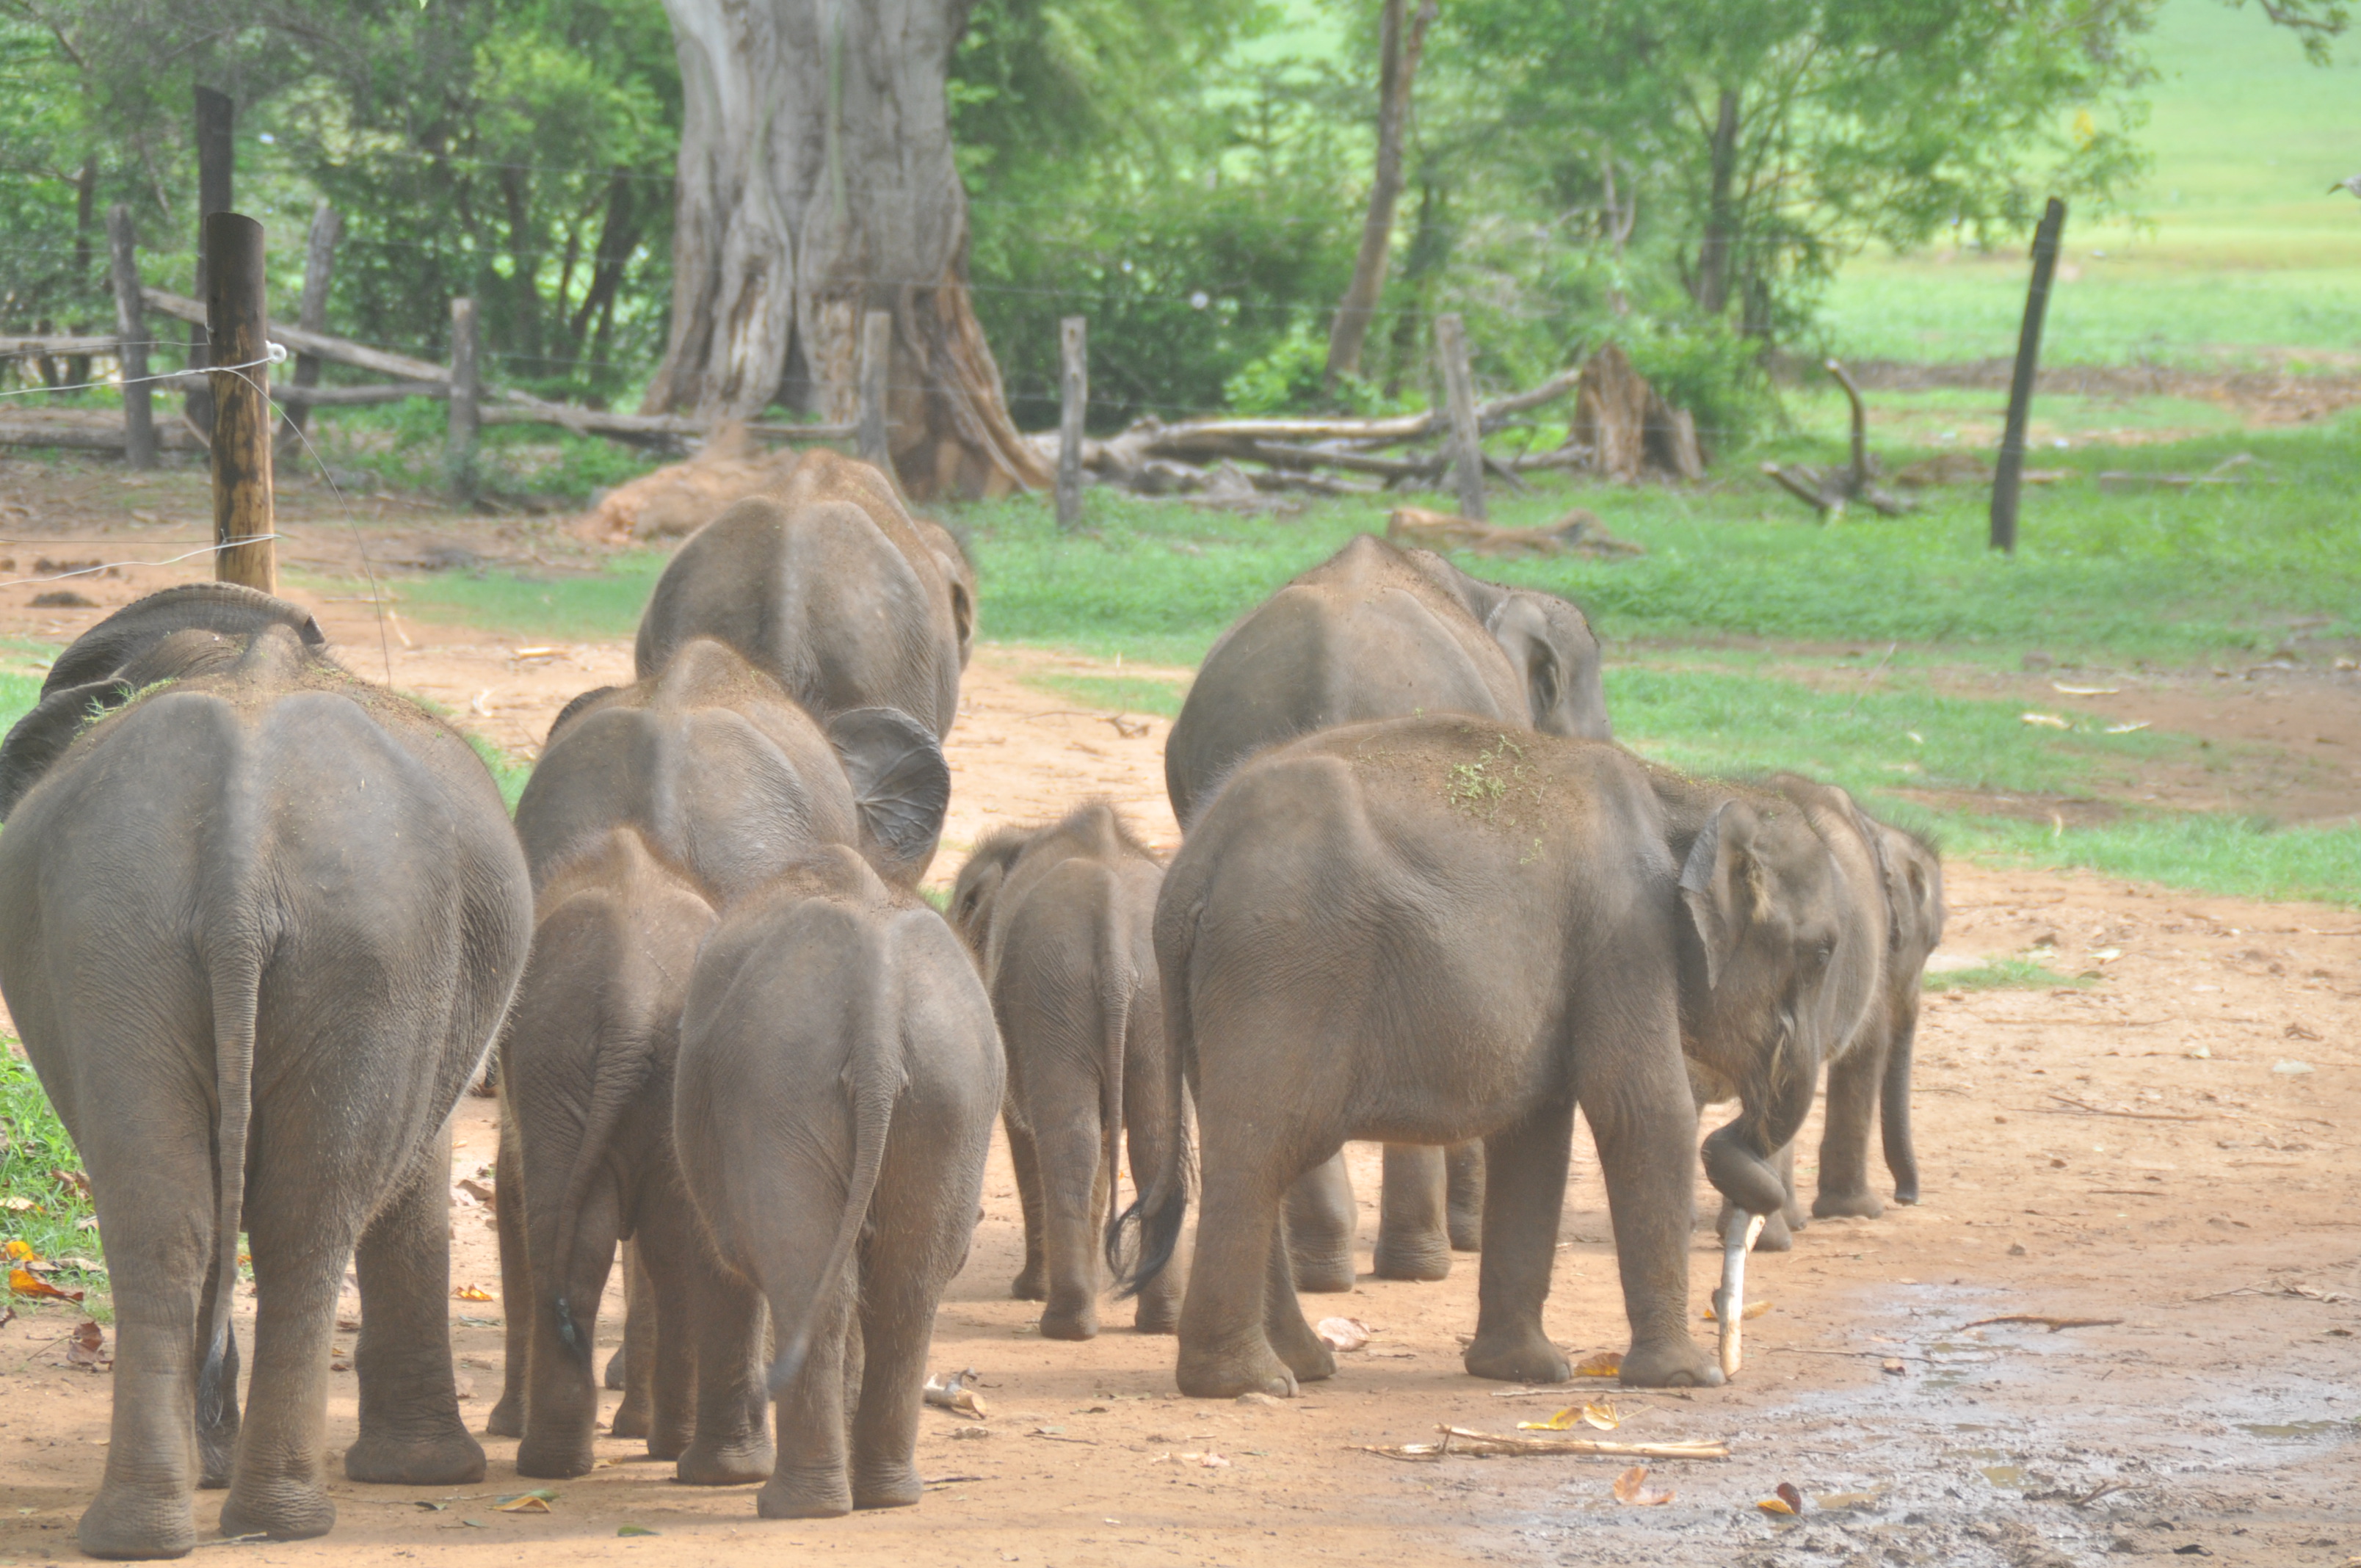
[{"left": 0, "top": 451, "right": 1942, "bottom": 1559}]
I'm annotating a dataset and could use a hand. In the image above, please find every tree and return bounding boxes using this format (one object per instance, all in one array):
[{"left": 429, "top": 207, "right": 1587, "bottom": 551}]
[
  {"left": 643, "top": 0, "right": 1048, "bottom": 499},
  {"left": 1324, "top": 0, "right": 1436, "bottom": 388}
]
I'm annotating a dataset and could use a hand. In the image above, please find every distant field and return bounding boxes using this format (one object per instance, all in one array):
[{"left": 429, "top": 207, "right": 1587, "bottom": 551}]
[{"left": 1819, "top": 0, "right": 2361, "bottom": 369}]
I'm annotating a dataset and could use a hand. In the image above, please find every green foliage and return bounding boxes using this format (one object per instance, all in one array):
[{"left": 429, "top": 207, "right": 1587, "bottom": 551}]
[
  {"left": 1929, "top": 957, "right": 2093, "bottom": 991},
  {"left": 1015, "top": 671, "right": 1190, "bottom": 718},
  {"left": 304, "top": 398, "right": 665, "bottom": 503},
  {"left": 0, "top": 1050, "right": 104, "bottom": 1290}
]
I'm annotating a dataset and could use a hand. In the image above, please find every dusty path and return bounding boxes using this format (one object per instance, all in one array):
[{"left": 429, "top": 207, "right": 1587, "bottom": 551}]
[{"left": 0, "top": 485, "right": 2355, "bottom": 1565}]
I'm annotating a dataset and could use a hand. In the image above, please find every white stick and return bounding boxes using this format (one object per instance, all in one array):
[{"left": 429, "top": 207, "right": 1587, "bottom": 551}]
[{"left": 1713, "top": 1211, "right": 1766, "bottom": 1379}]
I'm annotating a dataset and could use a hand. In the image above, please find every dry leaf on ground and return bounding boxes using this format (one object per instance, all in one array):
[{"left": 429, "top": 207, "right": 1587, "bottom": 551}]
[
  {"left": 10, "top": 1267, "right": 81, "bottom": 1302},
  {"left": 65, "top": 1320, "right": 109, "bottom": 1370},
  {"left": 494, "top": 1491, "right": 556, "bottom": 1513},
  {"left": 1519, "top": 1401, "right": 1619, "bottom": 1432},
  {"left": 1612, "top": 1466, "right": 1674, "bottom": 1506},
  {"left": 1703, "top": 1299, "right": 1773, "bottom": 1322},
  {"left": 452, "top": 1284, "right": 494, "bottom": 1302},
  {"left": 1758, "top": 1481, "right": 1805, "bottom": 1514},
  {"left": 1574, "top": 1351, "right": 1622, "bottom": 1377},
  {"left": 1315, "top": 1317, "right": 1371, "bottom": 1352},
  {"left": 2, "top": 1239, "right": 32, "bottom": 1261}
]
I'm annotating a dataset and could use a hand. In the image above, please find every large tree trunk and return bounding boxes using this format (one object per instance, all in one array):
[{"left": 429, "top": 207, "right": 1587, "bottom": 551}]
[
  {"left": 1324, "top": 0, "right": 1436, "bottom": 390},
  {"left": 1691, "top": 87, "right": 1741, "bottom": 318},
  {"left": 645, "top": 0, "right": 1050, "bottom": 499}
]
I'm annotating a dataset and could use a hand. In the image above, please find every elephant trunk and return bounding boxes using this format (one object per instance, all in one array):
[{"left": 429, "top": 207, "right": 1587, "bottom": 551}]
[{"left": 1700, "top": 1009, "right": 1818, "bottom": 1218}]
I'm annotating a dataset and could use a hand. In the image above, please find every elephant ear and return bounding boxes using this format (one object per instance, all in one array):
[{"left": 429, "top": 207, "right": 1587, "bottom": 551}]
[
  {"left": 1679, "top": 799, "right": 1764, "bottom": 991},
  {"left": 0, "top": 679, "right": 128, "bottom": 821},
  {"left": 827, "top": 706, "right": 951, "bottom": 882},
  {"left": 548, "top": 685, "right": 623, "bottom": 749}
]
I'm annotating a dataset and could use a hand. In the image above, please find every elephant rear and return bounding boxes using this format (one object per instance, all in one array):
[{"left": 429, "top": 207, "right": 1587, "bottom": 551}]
[{"left": 673, "top": 847, "right": 1000, "bottom": 1518}]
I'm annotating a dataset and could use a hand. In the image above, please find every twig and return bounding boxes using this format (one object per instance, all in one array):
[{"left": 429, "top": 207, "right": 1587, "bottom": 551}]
[
  {"left": 1961, "top": 1315, "right": 2123, "bottom": 1332},
  {"left": 2040, "top": 1094, "right": 2208, "bottom": 1122},
  {"left": 1429, "top": 1426, "right": 1727, "bottom": 1459}
]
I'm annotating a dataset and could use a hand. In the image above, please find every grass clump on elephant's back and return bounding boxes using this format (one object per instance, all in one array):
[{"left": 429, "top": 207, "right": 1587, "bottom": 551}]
[{"left": 0, "top": 1048, "right": 107, "bottom": 1305}]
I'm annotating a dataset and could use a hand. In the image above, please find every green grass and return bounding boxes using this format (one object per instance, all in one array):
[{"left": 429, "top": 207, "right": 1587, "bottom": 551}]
[
  {"left": 1928, "top": 957, "right": 2093, "bottom": 991},
  {"left": 289, "top": 551, "right": 668, "bottom": 645},
  {"left": 1936, "top": 810, "right": 2361, "bottom": 909},
  {"left": 0, "top": 1050, "right": 105, "bottom": 1303},
  {"left": 1016, "top": 672, "right": 1191, "bottom": 718}
]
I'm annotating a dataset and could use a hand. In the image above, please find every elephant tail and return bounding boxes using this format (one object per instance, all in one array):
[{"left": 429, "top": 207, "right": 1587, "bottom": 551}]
[
  {"left": 766, "top": 959, "right": 903, "bottom": 1400},
  {"left": 547, "top": 1015, "right": 662, "bottom": 1362},
  {"left": 1109, "top": 901, "right": 1193, "bottom": 1300},
  {"left": 197, "top": 926, "right": 265, "bottom": 1431},
  {"left": 1095, "top": 876, "right": 1134, "bottom": 1271}
]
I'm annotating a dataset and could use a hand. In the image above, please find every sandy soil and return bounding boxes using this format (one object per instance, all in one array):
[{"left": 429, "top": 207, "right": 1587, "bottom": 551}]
[{"left": 0, "top": 469, "right": 2357, "bottom": 1566}]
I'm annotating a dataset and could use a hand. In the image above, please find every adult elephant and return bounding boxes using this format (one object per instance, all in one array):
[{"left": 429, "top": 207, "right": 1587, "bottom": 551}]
[
  {"left": 0, "top": 585, "right": 531, "bottom": 1557},
  {"left": 1118, "top": 716, "right": 1852, "bottom": 1398},
  {"left": 1163, "top": 533, "right": 1612, "bottom": 1288},
  {"left": 634, "top": 449, "right": 976, "bottom": 738}
]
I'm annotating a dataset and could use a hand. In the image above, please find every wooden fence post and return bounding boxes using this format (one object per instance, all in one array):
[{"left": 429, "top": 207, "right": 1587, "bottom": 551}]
[
  {"left": 1435, "top": 312, "right": 1486, "bottom": 520},
  {"left": 205, "top": 211, "right": 274, "bottom": 593},
  {"left": 1991, "top": 197, "right": 2066, "bottom": 555},
  {"left": 448, "top": 297, "right": 482, "bottom": 501},
  {"left": 283, "top": 200, "right": 339, "bottom": 446},
  {"left": 1056, "top": 316, "right": 1087, "bottom": 530},
  {"left": 857, "top": 308, "right": 893, "bottom": 471},
  {"left": 103, "top": 204, "right": 155, "bottom": 471},
  {"left": 186, "top": 87, "right": 234, "bottom": 441}
]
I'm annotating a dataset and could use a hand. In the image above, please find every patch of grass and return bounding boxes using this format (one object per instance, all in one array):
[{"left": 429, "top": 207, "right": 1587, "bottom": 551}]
[
  {"left": 289, "top": 552, "right": 668, "bottom": 645},
  {"left": 0, "top": 1049, "right": 106, "bottom": 1303},
  {"left": 1015, "top": 671, "right": 1190, "bottom": 718},
  {"left": 1928, "top": 957, "right": 2093, "bottom": 991},
  {"left": 1937, "top": 810, "right": 2361, "bottom": 910},
  {"left": 465, "top": 732, "right": 532, "bottom": 813},
  {"left": 304, "top": 398, "right": 669, "bottom": 503}
]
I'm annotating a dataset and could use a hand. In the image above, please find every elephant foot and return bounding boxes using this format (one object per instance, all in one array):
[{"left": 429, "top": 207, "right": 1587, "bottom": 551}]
[
  {"left": 1890, "top": 1180, "right": 1921, "bottom": 1206},
  {"left": 1446, "top": 1212, "right": 1483, "bottom": 1253},
  {"left": 602, "top": 1346, "right": 627, "bottom": 1392},
  {"left": 852, "top": 1462, "right": 922, "bottom": 1511},
  {"left": 1370, "top": 1233, "right": 1452, "bottom": 1282},
  {"left": 1617, "top": 1336, "right": 1724, "bottom": 1390},
  {"left": 645, "top": 1414, "right": 694, "bottom": 1464},
  {"left": 1176, "top": 1339, "right": 1299, "bottom": 1400},
  {"left": 1038, "top": 1302, "right": 1100, "bottom": 1341},
  {"left": 755, "top": 1467, "right": 852, "bottom": 1519},
  {"left": 482, "top": 1395, "right": 523, "bottom": 1440},
  {"left": 1812, "top": 1186, "right": 1885, "bottom": 1221},
  {"left": 1009, "top": 1266, "right": 1047, "bottom": 1302},
  {"left": 1462, "top": 1326, "right": 1570, "bottom": 1385},
  {"left": 217, "top": 1483, "right": 335, "bottom": 1544},
  {"left": 675, "top": 1436, "right": 775, "bottom": 1487},
  {"left": 1266, "top": 1315, "right": 1338, "bottom": 1385},
  {"left": 197, "top": 1443, "right": 233, "bottom": 1493},
  {"left": 1287, "top": 1244, "right": 1357, "bottom": 1294},
  {"left": 512, "top": 1432, "right": 598, "bottom": 1481},
  {"left": 608, "top": 1393, "right": 651, "bottom": 1440},
  {"left": 1133, "top": 1292, "right": 1180, "bottom": 1337},
  {"left": 344, "top": 1426, "right": 487, "bottom": 1487},
  {"left": 76, "top": 1486, "right": 195, "bottom": 1561}
]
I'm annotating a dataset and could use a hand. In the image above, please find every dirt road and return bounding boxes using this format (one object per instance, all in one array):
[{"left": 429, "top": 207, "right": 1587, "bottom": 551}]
[{"left": 0, "top": 480, "right": 2355, "bottom": 1566}]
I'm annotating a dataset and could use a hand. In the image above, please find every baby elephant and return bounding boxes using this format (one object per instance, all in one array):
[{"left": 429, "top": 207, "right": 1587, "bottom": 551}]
[
  {"left": 675, "top": 848, "right": 1001, "bottom": 1518},
  {"left": 950, "top": 802, "right": 1180, "bottom": 1339}
]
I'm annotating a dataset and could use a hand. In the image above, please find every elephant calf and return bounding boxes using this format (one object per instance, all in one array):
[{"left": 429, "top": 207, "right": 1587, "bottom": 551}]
[
  {"left": 675, "top": 848, "right": 1001, "bottom": 1518},
  {"left": 1122, "top": 716, "right": 1854, "bottom": 1399},
  {"left": 0, "top": 586, "right": 530, "bottom": 1558},
  {"left": 950, "top": 802, "right": 1180, "bottom": 1339},
  {"left": 487, "top": 827, "right": 774, "bottom": 1487}
]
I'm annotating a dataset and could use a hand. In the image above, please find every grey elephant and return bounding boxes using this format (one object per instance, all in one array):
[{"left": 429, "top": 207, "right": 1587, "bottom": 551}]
[
  {"left": 0, "top": 585, "right": 530, "bottom": 1558},
  {"left": 518, "top": 636, "right": 951, "bottom": 896},
  {"left": 1702, "top": 777, "right": 1945, "bottom": 1249},
  {"left": 949, "top": 802, "right": 1180, "bottom": 1340},
  {"left": 1118, "top": 716, "right": 1852, "bottom": 1398},
  {"left": 674, "top": 848, "right": 1001, "bottom": 1518},
  {"left": 1164, "top": 532, "right": 1612, "bottom": 1291},
  {"left": 634, "top": 449, "right": 976, "bottom": 738},
  {"left": 486, "top": 828, "right": 775, "bottom": 1486}
]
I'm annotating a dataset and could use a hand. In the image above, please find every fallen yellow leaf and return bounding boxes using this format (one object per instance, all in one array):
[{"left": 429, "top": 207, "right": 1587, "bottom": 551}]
[
  {"left": 9, "top": 1267, "right": 81, "bottom": 1302},
  {"left": 453, "top": 1284, "right": 494, "bottom": 1302},
  {"left": 1611, "top": 1465, "right": 1672, "bottom": 1506},
  {"left": 4, "top": 1239, "right": 34, "bottom": 1261},
  {"left": 1520, "top": 1400, "right": 1620, "bottom": 1432},
  {"left": 493, "top": 1492, "right": 554, "bottom": 1513},
  {"left": 1702, "top": 1299, "right": 1772, "bottom": 1322},
  {"left": 1574, "top": 1351, "right": 1622, "bottom": 1378}
]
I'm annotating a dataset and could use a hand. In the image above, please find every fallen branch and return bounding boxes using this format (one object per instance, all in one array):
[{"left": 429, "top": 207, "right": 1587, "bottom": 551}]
[
  {"left": 1353, "top": 1426, "right": 1730, "bottom": 1462},
  {"left": 1961, "top": 1315, "right": 2123, "bottom": 1332},
  {"left": 2041, "top": 1094, "right": 2209, "bottom": 1123}
]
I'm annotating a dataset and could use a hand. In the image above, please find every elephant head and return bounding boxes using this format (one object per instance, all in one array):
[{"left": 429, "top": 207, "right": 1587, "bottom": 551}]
[
  {"left": 1484, "top": 589, "right": 1611, "bottom": 741},
  {"left": 1675, "top": 798, "right": 1852, "bottom": 1219},
  {"left": 946, "top": 825, "right": 1029, "bottom": 962}
]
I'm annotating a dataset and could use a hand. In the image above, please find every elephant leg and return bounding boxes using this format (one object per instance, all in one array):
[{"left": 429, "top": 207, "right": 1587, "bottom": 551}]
[
  {"left": 1006, "top": 1116, "right": 1049, "bottom": 1302},
  {"left": 485, "top": 1118, "right": 528, "bottom": 1439},
  {"left": 1031, "top": 1112, "right": 1106, "bottom": 1341},
  {"left": 606, "top": 1244, "right": 655, "bottom": 1440},
  {"left": 1261, "top": 1216, "right": 1337, "bottom": 1386},
  {"left": 1281, "top": 1154, "right": 1357, "bottom": 1293},
  {"left": 1813, "top": 1042, "right": 1887, "bottom": 1219},
  {"left": 674, "top": 1265, "right": 773, "bottom": 1487},
  {"left": 1123, "top": 1089, "right": 1182, "bottom": 1336},
  {"left": 1446, "top": 1142, "right": 1486, "bottom": 1252},
  {"left": 1882, "top": 1012, "right": 1922, "bottom": 1205},
  {"left": 1178, "top": 1134, "right": 1310, "bottom": 1399},
  {"left": 347, "top": 1125, "right": 486, "bottom": 1489},
  {"left": 194, "top": 1257, "right": 240, "bottom": 1489},
  {"left": 76, "top": 1112, "right": 213, "bottom": 1561},
  {"left": 846, "top": 1182, "right": 973, "bottom": 1511},
  {"left": 758, "top": 1272, "right": 853, "bottom": 1520},
  {"left": 628, "top": 1202, "right": 709, "bottom": 1464},
  {"left": 1371, "top": 1144, "right": 1452, "bottom": 1282},
  {"left": 512, "top": 1178, "right": 622, "bottom": 1479},
  {"left": 1580, "top": 1067, "right": 1719, "bottom": 1390},
  {"left": 219, "top": 1208, "right": 356, "bottom": 1541},
  {"left": 1464, "top": 1100, "right": 1577, "bottom": 1384}
]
